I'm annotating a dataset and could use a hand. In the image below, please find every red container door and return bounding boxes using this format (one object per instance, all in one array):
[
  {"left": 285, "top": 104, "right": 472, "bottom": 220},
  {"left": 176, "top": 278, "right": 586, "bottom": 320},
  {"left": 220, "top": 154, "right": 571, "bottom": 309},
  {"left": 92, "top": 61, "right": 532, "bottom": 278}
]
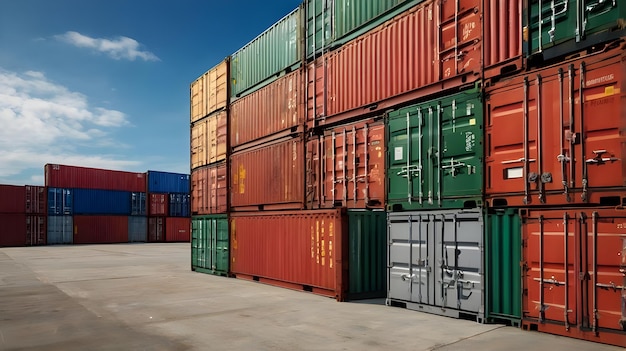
[
  {"left": 165, "top": 217, "right": 190, "bottom": 242},
  {"left": 0, "top": 213, "right": 27, "bottom": 247},
  {"left": 26, "top": 215, "right": 46, "bottom": 246},
  {"left": 522, "top": 208, "right": 626, "bottom": 347},
  {"left": 148, "top": 217, "right": 165, "bottom": 242},
  {"left": 148, "top": 193, "right": 168, "bottom": 216},
  {"left": 25, "top": 185, "right": 46, "bottom": 214},
  {"left": 191, "top": 163, "right": 227, "bottom": 215},
  {"left": 73, "top": 215, "right": 128, "bottom": 244}
]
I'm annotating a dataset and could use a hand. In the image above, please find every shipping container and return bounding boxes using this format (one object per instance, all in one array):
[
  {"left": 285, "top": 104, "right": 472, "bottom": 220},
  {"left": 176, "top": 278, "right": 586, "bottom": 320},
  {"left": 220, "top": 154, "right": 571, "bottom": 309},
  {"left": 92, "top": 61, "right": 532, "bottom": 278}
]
[
  {"left": 521, "top": 207, "right": 626, "bottom": 348},
  {"left": 230, "top": 7, "right": 301, "bottom": 98},
  {"left": 387, "top": 87, "right": 484, "bottom": 211},
  {"left": 191, "top": 214, "right": 229, "bottom": 276},
  {"left": 45, "top": 164, "right": 146, "bottom": 192},
  {"left": 0, "top": 184, "right": 25, "bottom": 214},
  {"left": 47, "top": 215, "right": 73, "bottom": 245},
  {"left": 148, "top": 217, "right": 164, "bottom": 242},
  {"left": 230, "top": 209, "right": 348, "bottom": 300},
  {"left": 168, "top": 193, "right": 190, "bottom": 217},
  {"left": 73, "top": 189, "right": 131, "bottom": 215},
  {"left": 131, "top": 192, "right": 147, "bottom": 216},
  {"left": 128, "top": 216, "right": 147, "bottom": 243},
  {"left": 306, "top": 118, "right": 386, "bottom": 209},
  {"left": 307, "top": 0, "right": 482, "bottom": 128},
  {"left": 165, "top": 217, "right": 190, "bottom": 242},
  {"left": 0, "top": 213, "right": 27, "bottom": 247},
  {"left": 191, "top": 163, "right": 228, "bottom": 215},
  {"left": 230, "top": 136, "right": 305, "bottom": 211},
  {"left": 483, "top": 0, "right": 523, "bottom": 81},
  {"left": 346, "top": 210, "right": 386, "bottom": 300},
  {"left": 525, "top": 0, "right": 626, "bottom": 62},
  {"left": 25, "top": 185, "right": 46, "bottom": 214},
  {"left": 485, "top": 44, "right": 626, "bottom": 207},
  {"left": 26, "top": 215, "right": 46, "bottom": 246},
  {"left": 190, "top": 110, "right": 228, "bottom": 169},
  {"left": 73, "top": 215, "right": 128, "bottom": 244},
  {"left": 148, "top": 193, "right": 168, "bottom": 217},
  {"left": 485, "top": 208, "right": 522, "bottom": 326},
  {"left": 230, "top": 69, "right": 304, "bottom": 148},
  {"left": 190, "top": 59, "right": 229, "bottom": 124},
  {"left": 387, "top": 209, "right": 484, "bottom": 320},
  {"left": 146, "top": 171, "right": 190, "bottom": 194},
  {"left": 47, "top": 188, "right": 73, "bottom": 216}
]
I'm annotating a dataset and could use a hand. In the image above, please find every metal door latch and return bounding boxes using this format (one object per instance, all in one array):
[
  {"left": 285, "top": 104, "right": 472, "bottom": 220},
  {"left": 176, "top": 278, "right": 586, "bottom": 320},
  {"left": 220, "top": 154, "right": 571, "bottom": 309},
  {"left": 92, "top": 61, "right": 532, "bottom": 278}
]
[
  {"left": 397, "top": 165, "right": 421, "bottom": 178},
  {"left": 586, "top": 150, "right": 620, "bottom": 165},
  {"left": 441, "top": 158, "right": 467, "bottom": 177}
]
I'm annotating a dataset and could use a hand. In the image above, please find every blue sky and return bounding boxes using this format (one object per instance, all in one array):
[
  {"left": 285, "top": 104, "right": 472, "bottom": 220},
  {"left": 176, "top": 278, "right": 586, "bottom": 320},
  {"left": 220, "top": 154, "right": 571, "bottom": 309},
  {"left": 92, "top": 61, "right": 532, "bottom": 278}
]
[{"left": 0, "top": 0, "right": 301, "bottom": 185}]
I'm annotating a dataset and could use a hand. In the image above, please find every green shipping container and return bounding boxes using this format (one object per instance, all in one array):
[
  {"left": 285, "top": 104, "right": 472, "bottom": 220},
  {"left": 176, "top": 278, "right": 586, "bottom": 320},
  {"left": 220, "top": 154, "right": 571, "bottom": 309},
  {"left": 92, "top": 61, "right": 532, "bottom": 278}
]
[
  {"left": 387, "top": 86, "right": 483, "bottom": 211},
  {"left": 347, "top": 210, "right": 387, "bottom": 300},
  {"left": 526, "top": 0, "right": 626, "bottom": 60},
  {"left": 485, "top": 208, "right": 522, "bottom": 325},
  {"left": 191, "top": 214, "right": 229, "bottom": 276},
  {"left": 231, "top": 8, "right": 301, "bottom": 98},
  {"left": 306, "top": 0, "right": 423, "bottom": 58}
]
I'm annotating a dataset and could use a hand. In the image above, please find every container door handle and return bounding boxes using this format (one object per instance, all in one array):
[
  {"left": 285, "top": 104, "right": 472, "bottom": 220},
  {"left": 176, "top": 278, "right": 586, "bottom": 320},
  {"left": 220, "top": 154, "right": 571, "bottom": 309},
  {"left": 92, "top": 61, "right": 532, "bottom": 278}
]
[
  {"left": 441, "top": 158, "right": 467, "bottom": 177},
  {"left": 585, "top": 149, "right": 620, "bottom": 164},
  {"left": 586, "top": 0, "right": 616, "bottom": 14}
]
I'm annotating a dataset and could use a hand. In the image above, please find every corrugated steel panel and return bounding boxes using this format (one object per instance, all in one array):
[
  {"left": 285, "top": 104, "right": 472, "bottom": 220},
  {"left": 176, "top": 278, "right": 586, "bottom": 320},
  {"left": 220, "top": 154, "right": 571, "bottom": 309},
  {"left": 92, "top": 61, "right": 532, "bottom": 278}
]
[
  {"left": 44, "top": 164, "right": 146, "bottom": 192},
  {"left": 47, "top": 216, "right": 73, "bottom": 245},
  {"left": 387, "top": 86, "right": 484, "bottom": 210},
  {"left": 73, "top": 189, "right": 131, "bottom": 215},
  {"left": 521, "top": 207, "right": 626, "bottom": 348},
  {"left": 26, "top": 215, "right": 46, "bottom": 246},
  {"left": 190, "top": 110, "right": 228, "bottom": 170},
  {"left": 230, "top": 209, "right": 348, "bottom": 300},
  {"left": 231, "top": 8, "right": 301, "bottom": 98},
  {"left": 25, "top": 185, "right": 46, "bottom": 214},
  {"left": 73, "top": 215, "right": 129, "bottom": 244},
  {"left": 0, "top": 185, "right": 25, "bottom": 213},
  {"left": 168, "top": 193, "right": 190, "bottom": 217},
  {"left": 307, "top": 0, "right": 481, "bottom": 127},
  {"left": 47, "top": 188, "right": 73, "bottom": 216},
  {"left": 486, "top": 45, "right": 626, "bottom": 207},
  {"left": 165, "top": 217, "right": 190, "bottom": 242},
  {"left": 485, "top": 208, "right": 521, "bottom": 325},
  {"left": 483, "top": 0, "right": 523, "bottom": 80},
  {"left": 148, "top": 193, "right": 168, "bottom": 216},
  {"left": 0, "top": 213, "right": 27, "bottom": 247},
  {"left": 131, "top": 192, "right": 147, "bottom": 216},
  {"left": 387, "top": 209, "right": 484, "bottom": 319},
  {"left": 306, "top": 118, "right": 386, "bottom": 209},
  {"left": 230, "top": 136, "right": 305, "bottom": 211},
  {"left": 191, "top": 214, "right": 229, "bottom": 276},
  {"left": 148, "top": 217, "right": 164, "bottom": 242},
  {"left": 347, "top": 210, "right": 386, "bottom": 300},
  {"left": 128, "top": 216, "right": 147, "bottom": 243},
  {"left": 190, "top": 59, "right": 229, "bottom": 124},
  {"left": 191, "top": 163, "right": 227, "bottom": 215},
  {"left": 146, "top": 171, "right": 190, "bottom": 194},
  {"left": 230, "top": 70, "right": 304, "bottom": 147}
]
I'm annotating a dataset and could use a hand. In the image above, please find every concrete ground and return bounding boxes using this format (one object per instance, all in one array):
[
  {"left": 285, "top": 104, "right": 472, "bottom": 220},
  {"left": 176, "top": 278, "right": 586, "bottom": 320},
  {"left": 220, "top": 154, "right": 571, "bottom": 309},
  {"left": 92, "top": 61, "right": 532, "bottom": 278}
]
[{"left": 0, "top": 243, "right": 622, "bottom": 351}]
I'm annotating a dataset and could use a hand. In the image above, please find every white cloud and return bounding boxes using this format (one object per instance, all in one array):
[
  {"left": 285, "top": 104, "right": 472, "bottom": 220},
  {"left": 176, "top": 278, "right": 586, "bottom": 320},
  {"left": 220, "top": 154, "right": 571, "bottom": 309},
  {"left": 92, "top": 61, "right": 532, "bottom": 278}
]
[
  {"left": 0, "top": 69, "right": 140, "bottom": 182},
  {"left": 55, "top": 31, "right": 160, "bottom": 62}
]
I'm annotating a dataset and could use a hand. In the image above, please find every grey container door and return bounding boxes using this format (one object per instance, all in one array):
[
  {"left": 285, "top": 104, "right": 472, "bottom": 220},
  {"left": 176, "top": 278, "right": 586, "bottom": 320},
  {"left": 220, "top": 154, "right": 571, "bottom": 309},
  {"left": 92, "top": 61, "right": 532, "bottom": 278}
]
[
  {"left": 128, "top": 217, "right": 147, "bottom": 242},
  {"left": 47, "top": 216, "right": 73, "bottom": 245}
]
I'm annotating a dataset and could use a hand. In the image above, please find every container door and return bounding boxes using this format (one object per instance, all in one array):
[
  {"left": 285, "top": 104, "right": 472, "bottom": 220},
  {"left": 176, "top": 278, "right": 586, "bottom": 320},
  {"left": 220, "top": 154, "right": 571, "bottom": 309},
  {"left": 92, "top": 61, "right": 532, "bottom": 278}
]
[
  {"left": 306, "top": 0, "right": 334, "bottom": 58},
  {"left": 191, "top": 218, "right": 201, "bottom": 268},
  {"left": 528, "top": 0, "right": 577, "bottom": 54},
  {"left": 26, "top": 215, "right": 46, "bottom": 246},
  {"left": 215, "top": 218, "right": 229, "bottom": 273},
  {"left": 348, "top": 210, "right": 386, "bottom": 299},
  {"left": 582, "top": 0, "right": 624, "bottom": 37},
  {"left": 439, "top": 0, "right": 482, "bottom": 79}
]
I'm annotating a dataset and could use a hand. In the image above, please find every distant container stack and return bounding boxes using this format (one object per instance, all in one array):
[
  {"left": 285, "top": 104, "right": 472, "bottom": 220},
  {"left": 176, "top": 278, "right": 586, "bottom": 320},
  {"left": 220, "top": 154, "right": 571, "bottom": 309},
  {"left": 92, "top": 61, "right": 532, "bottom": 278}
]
[{"left": 146, "top": 171, "right": 191, "bottom": 243}]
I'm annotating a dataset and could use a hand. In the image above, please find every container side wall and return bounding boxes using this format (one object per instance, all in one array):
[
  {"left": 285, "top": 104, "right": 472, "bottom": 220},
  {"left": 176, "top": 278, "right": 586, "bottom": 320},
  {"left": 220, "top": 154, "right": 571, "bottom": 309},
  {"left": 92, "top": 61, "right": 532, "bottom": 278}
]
[
  {"left": 0, "top": 213, "right": 27, "bottom": 247},
  {"left": 44, "top": 164, "right": 146, "bottom": 192},
  {"left": 0, "top": 185, "right": 26, "bottom": 213},
  {"left": 73, "top": 215, "right": 129, "bottom": 244},
  {"left": 73, "top": 189, "right": 132, "bottom": 215},
  {"left": 147, "top": 171, "right": 191, "bottom": 194},
  {"left": 165, "top": 217, "right": 191, "bottom": 242}
]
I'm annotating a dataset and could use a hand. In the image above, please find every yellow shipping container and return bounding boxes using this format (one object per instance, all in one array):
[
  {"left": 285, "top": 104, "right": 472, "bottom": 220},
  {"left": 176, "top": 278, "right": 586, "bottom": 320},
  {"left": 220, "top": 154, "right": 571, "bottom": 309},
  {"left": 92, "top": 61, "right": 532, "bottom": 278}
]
[
  {"left": 191, "top": 111, "right": 227, "bottom": 170},
  {"left": 190, "top": 59, "right": 228, "bottom": 123}
]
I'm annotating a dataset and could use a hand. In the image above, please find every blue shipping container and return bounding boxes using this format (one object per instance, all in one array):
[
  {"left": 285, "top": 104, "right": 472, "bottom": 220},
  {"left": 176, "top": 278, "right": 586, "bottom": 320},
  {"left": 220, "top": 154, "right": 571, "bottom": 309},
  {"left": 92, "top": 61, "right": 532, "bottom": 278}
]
[
  {"left": 169, "top": 193, "right": 190, "bottom": 217},
  {"left": 147, "top": 171, "right": 190, "bottom": 194},
  {"left": 73, "top": 189, "right": 131, "bottom": 215},
  {"left": 47, "top": 188, "right": 73, "bottom": 216},
  {"left": 131, "top": 192, "right": 147, "bottom": 216}
]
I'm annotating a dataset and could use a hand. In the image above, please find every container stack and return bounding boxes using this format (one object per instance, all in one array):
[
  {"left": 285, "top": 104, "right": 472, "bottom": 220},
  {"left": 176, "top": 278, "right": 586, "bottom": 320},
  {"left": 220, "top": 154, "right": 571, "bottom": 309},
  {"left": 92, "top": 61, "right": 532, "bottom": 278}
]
[
  {"left": 146, "top": 171, "right": 191, "bottom": 243},
  {"left": 0, "top": 184, "right": 46, "bottom": 247}
]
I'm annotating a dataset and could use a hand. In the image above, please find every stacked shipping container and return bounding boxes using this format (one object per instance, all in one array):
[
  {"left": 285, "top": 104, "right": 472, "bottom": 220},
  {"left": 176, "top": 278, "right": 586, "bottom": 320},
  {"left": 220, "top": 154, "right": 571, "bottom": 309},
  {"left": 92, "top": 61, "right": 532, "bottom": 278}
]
[
  {"left": 146, "top": 171, "right": 191, "bottom": 243},
  {"left": 0, "top": 185, "right": 46, "bottom": 247}
]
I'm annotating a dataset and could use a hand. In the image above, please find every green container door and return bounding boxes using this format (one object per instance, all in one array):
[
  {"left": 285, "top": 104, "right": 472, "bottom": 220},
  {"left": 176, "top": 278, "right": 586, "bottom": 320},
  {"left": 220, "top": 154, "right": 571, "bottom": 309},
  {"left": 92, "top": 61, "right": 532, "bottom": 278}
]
[
  {"left": 191, "top": 215, "right": 229, "bottom": 276},
  {"left": 387, "top": 87, "right": 483, "bottom": 211},
  {"left": 485, "top": 208, "right": 522, "bottom": 325},
  {"left": 347, "top": 210, "right": 386, "bottom": 300}
]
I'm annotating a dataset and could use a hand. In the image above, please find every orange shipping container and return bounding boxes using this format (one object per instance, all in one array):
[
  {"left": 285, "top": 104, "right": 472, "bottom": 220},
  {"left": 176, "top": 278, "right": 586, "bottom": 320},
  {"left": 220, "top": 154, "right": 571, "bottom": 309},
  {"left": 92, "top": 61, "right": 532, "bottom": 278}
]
[
  {"left": 190, "top": 59, "right": 228, "bottom": 123},
  {"left": 191, "top": 162, "right": 227, "bottom": 215},
  {"left": 483, "top": 0, "right": 523, "bottom": 80},
  {"left": 190, "top": 110, "right": 227, "bottom": 169}
]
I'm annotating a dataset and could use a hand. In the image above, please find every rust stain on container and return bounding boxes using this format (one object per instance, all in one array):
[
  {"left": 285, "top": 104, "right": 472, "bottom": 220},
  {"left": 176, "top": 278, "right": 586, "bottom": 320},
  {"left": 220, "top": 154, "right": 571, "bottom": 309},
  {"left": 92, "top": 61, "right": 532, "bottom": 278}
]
[
  {"left": 306, "top": 118, "right": 385, "bottom": 209},
  {"left": 191, "top": 110, "right": 227, "bottom": 169},
  {"left": 190, "top": 59, "right": 229, "bottom": 124},
  {"left": 230, "top": 209, "right": 347, "bottom": 301},
  {"left": 483, "top": 0, "right": 523, "bottom": 80},
  {"left": 191, "top": 162, "right": 227, "bottom": 215},
  {"left": 73, "top": 215, "right": 129, "bottom": 244}
]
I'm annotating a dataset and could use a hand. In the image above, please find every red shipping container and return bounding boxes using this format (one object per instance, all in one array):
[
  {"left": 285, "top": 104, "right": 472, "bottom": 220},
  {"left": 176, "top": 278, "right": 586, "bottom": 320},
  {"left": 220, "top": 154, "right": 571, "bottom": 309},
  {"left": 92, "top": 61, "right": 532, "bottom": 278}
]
[
  {"left": 0, "top": 185, "right": 26, "bottom": 214},
  {"left": 230, "top": 209, "right": 348, "bottom": 300},
  {"left": 191, "top": 163, "right": 227, "bottom": 215},
  {"left": 230, "top": 70, "right": 305, "bottom": 148},
  {"left": 307, "top": 0, "right": 481, "bottom": 128},
  {"left": 230, "top": 136, "right": 305, "bottom": 211},
  {"left": 165, "top": 217, "right": 190, "bottom": 242},
  {"left": 521, "top": 207, "right": 626, "bottom": 348},
  {"left": 26, "top": 215, "right": 46, "bottom": 246},
  {"left": 25, "top": 185, "right": 46, "bottom": 214},
  {"left": 73, "top": 215, "right": 128, "bottom": 244},
  {"left": 148, "top": 217, "right": 164, "bottom": 242},
  {"left": 0, "top": 213, "right": 27, "bottom": 247},
  {"left": 306, "top": 119, "right": 385, "bottom": 209},
  {"left": 148, "top": 193, "right": 168, "bottom": 216},
  {"left": 485, "top": 45, "right": 626, "bottom": 207},
  {"left": 483, "top": 0, "right": 523, "bottom": 81},
  {"left": 45, "top": 164, "right": 146, "bottom": 192}
]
